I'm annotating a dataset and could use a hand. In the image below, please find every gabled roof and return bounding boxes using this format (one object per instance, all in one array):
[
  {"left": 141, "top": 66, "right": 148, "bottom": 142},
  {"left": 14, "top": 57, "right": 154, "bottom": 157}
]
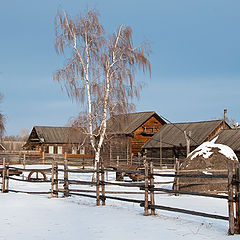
[
  {"left": 143, "top": 120, "right": 225, "bottom": 149},
  {"left": 27, "top": 126, "right": 86, "bottom": 144},
  {"left": 106, "top": 112, "right": 166, "bottom": 134},
  {"left": 215, "top": 128, "right": 240, "bottom": 151}
]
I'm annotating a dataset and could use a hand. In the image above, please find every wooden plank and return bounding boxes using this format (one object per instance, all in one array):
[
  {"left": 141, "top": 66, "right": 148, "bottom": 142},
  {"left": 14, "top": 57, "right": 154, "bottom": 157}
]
[
  {"left": 149, "top": 161, "right": 155, "bottom": 215},
  {"left": 235, "top": 163, "right": 240, "bottom": 234},
  {"left": 153, "top": 187, "right": 228, "bottom": 199},
  {"left": 149, "top": 204, "right": 228, "bottom": 221},
  {"left": 228, "top": 163, "right": 235, "bottom": 235},
  {"left": 144, "top": 155, "right": 149, "bottom": 216},
  {"left": 64, "top": 157, "right": 69, "bottom": 197}
]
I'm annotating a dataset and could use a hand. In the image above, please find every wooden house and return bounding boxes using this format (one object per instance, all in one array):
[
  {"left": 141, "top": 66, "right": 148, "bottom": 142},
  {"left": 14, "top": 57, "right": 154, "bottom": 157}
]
[
  {"left": 215, "top": 128, "right": 240, "bottom": 159},
  {"left": 102, "top": 112, "right": 166, "bottom": 161},
  {"left": 24, "top": 126, "right": 92, "bottom": 156},
  {"left": 142, "top": 120, "right": 230, "bottom": 161}
]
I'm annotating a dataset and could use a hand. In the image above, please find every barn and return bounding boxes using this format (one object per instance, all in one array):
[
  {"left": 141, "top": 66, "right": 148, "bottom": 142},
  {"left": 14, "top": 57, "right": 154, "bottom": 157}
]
[
  {"left": 101, "top": 112, "right": 166, "bottom": 163},
  {"left": 142, "top": 120, "right": 230, "bottom": 166},
  {"left": 24, "top": 126, "right": 92, "bottom": 156}
]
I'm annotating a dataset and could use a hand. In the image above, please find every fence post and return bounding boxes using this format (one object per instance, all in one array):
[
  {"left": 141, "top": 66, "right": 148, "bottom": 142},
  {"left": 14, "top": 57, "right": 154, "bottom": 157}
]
[
  {"left": 228, "top": 162, "right": 235, "bottom": 235},
  {"left": 96, "top": 161, "right": 100, "bottom": 206},
  {"left": 174, "top": 158, "right": 180, "bottom": 196},
  {"left": 2, "top": 158, "right": 6, "bottom": 193},
  {"left": 51, "top": 160, "right": 55, "bottom": 198},
  {"left": 64, "top": 155, "right": 69, "bottom": 197},
  {"left": 6, "top": 164, "right": 9, "bottom": 192},
  {"left": 83, "top": 156, "right": 85, "bottom": 170},
  {"left": 149, "top": 161, "right": 155, "bottom": 215},
  {"left": 235, "top": 163, "right": 240, "bottom": 234},
  {"left": 101, "top": 161, "right": 105, "bottom": 206},
  {"left": 55, "top": 161, "right": 58, "bottom": 198},
  {"left": 144, "top": 154, "right": 149, "bottom": 216}
]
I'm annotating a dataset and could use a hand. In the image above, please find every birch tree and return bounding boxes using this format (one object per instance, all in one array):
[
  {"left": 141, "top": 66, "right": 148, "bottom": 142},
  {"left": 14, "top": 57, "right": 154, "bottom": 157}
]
[{"left": 54, "top": 9, "right": 151, "bottom": 164}]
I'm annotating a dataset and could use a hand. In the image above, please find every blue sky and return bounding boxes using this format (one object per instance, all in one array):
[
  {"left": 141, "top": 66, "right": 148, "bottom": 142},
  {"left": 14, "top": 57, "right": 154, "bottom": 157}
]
[{"left": 1, "top": 0, "right": 240, "bottom": 135}]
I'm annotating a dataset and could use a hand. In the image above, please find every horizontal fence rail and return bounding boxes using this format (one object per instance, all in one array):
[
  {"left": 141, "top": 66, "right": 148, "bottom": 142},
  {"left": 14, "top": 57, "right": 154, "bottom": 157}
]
[{"left": 0, "top": 156, "right": 239, "bottom": 235}]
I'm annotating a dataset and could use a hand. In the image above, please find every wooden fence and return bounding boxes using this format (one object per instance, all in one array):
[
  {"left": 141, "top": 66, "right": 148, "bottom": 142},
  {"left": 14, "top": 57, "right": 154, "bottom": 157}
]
[
  {"left": 0, "top": 157, "right": 239, "bottom": 235},
  {"left": 0, "top": 152, "right": 177, "bottom": 169}
]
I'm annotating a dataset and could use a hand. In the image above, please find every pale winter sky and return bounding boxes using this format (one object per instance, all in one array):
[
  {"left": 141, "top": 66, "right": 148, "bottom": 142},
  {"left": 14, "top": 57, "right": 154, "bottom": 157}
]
[{"left": 1, "top": 0, "right": 240, "bottom": 135}]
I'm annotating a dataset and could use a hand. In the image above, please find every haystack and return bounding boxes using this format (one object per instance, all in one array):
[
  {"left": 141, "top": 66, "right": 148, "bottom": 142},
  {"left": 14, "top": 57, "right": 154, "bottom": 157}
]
[{"left": 175, "top": 137, "right": 239, "bottom": 193}]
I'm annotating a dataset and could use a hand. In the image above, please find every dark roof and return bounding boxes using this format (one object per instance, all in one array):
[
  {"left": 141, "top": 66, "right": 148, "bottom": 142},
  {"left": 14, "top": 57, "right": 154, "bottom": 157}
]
[
  {"left": 106, "top": 112, "right": 166, "bottom": 134},
  {"left": 215, "top": 129, "right": 240, "bottom": 151},
  {"left": 143, "top": 120, "right": 224, "bottom": 149},
  {"left": 28, "top": 126, "right": 86, "bottom": 144}
]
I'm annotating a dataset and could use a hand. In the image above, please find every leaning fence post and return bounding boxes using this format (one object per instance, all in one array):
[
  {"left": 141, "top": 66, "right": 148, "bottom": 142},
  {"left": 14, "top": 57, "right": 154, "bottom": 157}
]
[
  {"left": 149, "top": 161, "right": 155, "bottom": 215},
  {"left": 101, "top": 161, "right": 106, "bottom": 206},
  {"left": 96, "top": 161, "right": 100, "bottom": 206},
  {"left": 64, "top": 157, "right": 69, "bottom": 197},
  {"left": 235, "top": 163, "right": 240, "bottom": 234},
  {"left": 228, "top": 162, "right": 235, "bottom": 235},
  {"left": 144, "top": 154, "right": 149, "bottom": 216},
  {"left": 2, "top": 158, "right": 6, "bottom": 193}
]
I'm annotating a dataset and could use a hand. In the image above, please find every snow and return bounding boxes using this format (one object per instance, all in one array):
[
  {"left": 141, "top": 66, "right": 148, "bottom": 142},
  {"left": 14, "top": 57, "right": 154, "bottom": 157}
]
[
  {"left": 0, "top": 165, "right": 238, "bottom": 239},
  {"left": 190, "top": 136, "right": 238, "bottom": 161}
]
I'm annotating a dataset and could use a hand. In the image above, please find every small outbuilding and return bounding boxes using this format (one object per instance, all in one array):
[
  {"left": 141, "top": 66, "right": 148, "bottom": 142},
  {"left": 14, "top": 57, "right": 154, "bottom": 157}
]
[{"left": 24, "top": 126, "right": 92, "bottom": 156}]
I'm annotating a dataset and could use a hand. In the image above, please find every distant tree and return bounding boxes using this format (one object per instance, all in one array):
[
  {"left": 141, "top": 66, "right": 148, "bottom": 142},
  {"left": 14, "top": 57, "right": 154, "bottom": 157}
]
[
  {"left": 54, "top": 9, "right": 151, "bottom": 164},
  {"left": 4, "top": 129, "right": 29, "bottom": 142},
  {"left": 0, "top": 94, "right": 5, "bottom": 140}
]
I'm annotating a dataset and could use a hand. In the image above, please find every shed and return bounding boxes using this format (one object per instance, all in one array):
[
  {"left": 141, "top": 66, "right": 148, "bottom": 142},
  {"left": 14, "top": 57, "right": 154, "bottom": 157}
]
[
  {"left": 143, "top": 120, "right": 230, "bottom": 160},
  {"left": 24, "top": 126, "right": 92, "bottom": 156}
]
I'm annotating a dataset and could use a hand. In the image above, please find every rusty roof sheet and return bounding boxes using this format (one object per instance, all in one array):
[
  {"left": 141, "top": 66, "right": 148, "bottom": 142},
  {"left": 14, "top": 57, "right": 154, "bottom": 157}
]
[
  {"left": 143, "top": 120, "right": 223, "bottom": 149},
  {"left": 106, "top": 112, "right": 165, "bottom": 134},
  {"left": 215, "top": 129, "right": 240, "bottom": 151}
]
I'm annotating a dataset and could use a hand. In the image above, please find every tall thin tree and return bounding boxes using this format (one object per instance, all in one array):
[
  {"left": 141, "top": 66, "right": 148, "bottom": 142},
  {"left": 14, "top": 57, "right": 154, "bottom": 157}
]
[{"left": 54, "top": 9, "right": 151, "bottom": 163}]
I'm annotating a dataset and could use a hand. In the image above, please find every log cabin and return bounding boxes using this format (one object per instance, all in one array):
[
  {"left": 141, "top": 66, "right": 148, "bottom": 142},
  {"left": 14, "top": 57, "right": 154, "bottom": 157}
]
[
  {"left": 23, "top": 126, "right": 93, "bottom": 157},
  {"left": 142, "top": 120, "right": 230, "bottom": 162},
  {"left": 101, "top": 112, "right": 166, "bottom": 162}
]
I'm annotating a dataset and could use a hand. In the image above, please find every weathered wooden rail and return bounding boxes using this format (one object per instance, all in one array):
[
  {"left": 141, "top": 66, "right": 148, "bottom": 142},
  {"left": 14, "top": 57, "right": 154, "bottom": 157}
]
[{"left": 0, "top": 156, "right": 240, "bottom": 235}]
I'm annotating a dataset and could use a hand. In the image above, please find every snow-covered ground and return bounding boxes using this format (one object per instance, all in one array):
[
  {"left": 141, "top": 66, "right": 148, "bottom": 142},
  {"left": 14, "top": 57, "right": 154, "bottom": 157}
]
[{"left": 0, "top": 165, "right": 237, "bottom": 240}]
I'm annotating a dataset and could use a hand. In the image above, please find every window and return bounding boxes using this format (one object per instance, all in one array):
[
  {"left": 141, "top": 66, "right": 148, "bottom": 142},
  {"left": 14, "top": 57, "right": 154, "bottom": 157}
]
[
  {"left": 72, "top": 147, "right": 77, "bottom": 155},
  {"left": 57, "top": 146, "right": 63, "bottom": 154},
  {"left": 80, "top": 147, "right": 85, "bottom": 155},
  {"left": 49, "top": 146, "right": 54, "bottom": 154}
]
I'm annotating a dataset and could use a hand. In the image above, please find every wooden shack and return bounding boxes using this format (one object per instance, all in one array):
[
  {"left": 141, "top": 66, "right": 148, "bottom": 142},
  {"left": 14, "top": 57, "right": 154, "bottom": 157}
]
[
  {"left": 23, "top": 126, "right": 93, "bottom": 156},
  {"left": 102, "top": 112, "right": 166, "bottom": 162},
  {"left": 143, "top": 120, "right": 230, "bottom": 161}
]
